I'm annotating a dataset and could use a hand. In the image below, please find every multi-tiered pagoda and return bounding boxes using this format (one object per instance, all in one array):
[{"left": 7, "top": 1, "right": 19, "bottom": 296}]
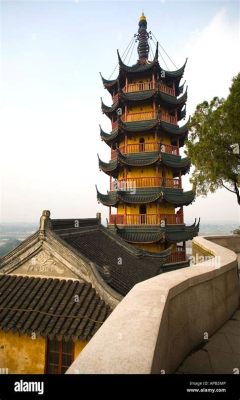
[{"left": 97, "top": 13, "right": 199, "bottom": 265}]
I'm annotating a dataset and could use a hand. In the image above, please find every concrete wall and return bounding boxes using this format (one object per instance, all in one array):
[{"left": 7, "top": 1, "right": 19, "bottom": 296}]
[
  {"left": 205, "top": 235, "right": 240, "bottom": 254},
  {"left": 67, "top": 236, "right": 239, "bottom": 374}
]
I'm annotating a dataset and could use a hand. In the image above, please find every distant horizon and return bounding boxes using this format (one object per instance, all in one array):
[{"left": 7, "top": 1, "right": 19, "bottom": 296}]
[{"left": 0, "top": 220, "right": 239, "bottom": 226}]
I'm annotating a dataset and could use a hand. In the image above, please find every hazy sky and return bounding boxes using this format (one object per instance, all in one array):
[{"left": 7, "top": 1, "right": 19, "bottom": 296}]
[{"left": 1, "top": 0, "right": 240, "bottom": 224}]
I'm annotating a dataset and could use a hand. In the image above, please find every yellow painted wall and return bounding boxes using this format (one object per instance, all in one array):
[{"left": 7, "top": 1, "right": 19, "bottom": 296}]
[
  {"left": 117, "top": 167, "right": 172, "bottom": 179},
  {"left": 0, "top": 331, "right": 46, "bottom": 374},
  {"left": 74, "top": 340, "right": 87, "bottom": 359},
  {"left": 118, "top": 134, "right": 171, "bottom": 149},
  {"left": 123, "top": 167, "right": 173, "bottom": 180},
  {"left": 126, "top": 166, "right": 157, "bottom": 178},
  {"left": 0, "top": 330, "right": 88, "bottom": 374},
  {"left": 133, "top": 243, "right": 177, "bottom": 253},
  {"left": 126, "top": 205, "right": 138, "bottom": 215},
  {"left": 159, "top": 204, "right": 175, "bottom": 214},
  {"left": 117, "top": 204, "right": 125, "bottom": 214},
  {"left": 128, "top": 103, "right": 153, "bottom": 113},
  {"left": 127, "top": 104, "right": 169, "bottom": 119},
  {"left": 135, "top": 243, "right": 165, "bottom": 253},
  {"left": 116, "top": 203, "right": 175, "bottom": 216},
  {"left": 126, "top": 134, "right": 155, "bottom": 144},
  {"left": 128, "top": 77, "right": 152, "bottom": 84}
]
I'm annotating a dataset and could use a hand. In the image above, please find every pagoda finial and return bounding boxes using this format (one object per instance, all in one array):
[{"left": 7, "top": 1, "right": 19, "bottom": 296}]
[
  {"left": 140, "top": 12, "right": 146, "bottom": 22},
  {"left": 137, "top": 12, "right": 150, "bottom": 63}
]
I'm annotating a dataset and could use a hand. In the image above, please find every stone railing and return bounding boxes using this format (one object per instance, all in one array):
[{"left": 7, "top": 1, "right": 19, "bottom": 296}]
[{"left": 67, "top": 236, "right": 239, "bottom": 374}]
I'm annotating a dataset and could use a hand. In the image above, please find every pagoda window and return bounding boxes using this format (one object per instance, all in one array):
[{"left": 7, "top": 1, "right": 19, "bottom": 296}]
[
  {"left": 140, "top": 204, "right": 146, "bottom": 213},
  {"left": 139, "top": 204, "right": 147, "bottom": 224},
  {"left": 139, "top": 137, "right": 145, "bottom": 152}
]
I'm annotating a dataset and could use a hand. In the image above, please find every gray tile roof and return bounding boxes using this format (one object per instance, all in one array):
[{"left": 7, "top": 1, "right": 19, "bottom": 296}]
[
  {"left": 53, "top": 222, "right": 171, "bottom": 296},
  {"left": 0, "top": 274, "right": 110, "bottom": 341}
]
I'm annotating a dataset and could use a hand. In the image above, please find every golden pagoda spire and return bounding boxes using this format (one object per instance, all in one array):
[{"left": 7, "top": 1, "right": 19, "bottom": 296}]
[
  {"left": 140, "top": 12, "right": 146, "bottom": 22},
  {"left": 137, "top": 11, "right": 149, "bottom": 61}
]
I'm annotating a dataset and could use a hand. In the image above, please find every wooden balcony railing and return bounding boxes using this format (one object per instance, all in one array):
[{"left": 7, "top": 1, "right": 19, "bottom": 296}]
[
  {"left": 123, "top": 111, "right": 156, "bottom": 123},
  {"left": 109, "top": 213, "right": 183, "bottom": 225},
  {"left": 159, "top": 83, "right": 175, "bottom": 96},
  {"left": 111, "top": 142, "right": 179, "bottom": 159},
  {"left": 110, "top": 177, "right": 181, "bottom": 190},
  {"left": 123, "top": 81, "right": 175, "bottom": 96},
  {"left": 121, "top": 111, "right": 177, "bottom": 124},
  {"left": 124, "top": 81, "right": 156, "bottom": 93},
  {"left": 166, "top": 249, "right": 186, "bottom": 264},
  {"left": 112, "top": 110, "right": 177, "bottom": 128},
  {"left": 161, "top": 112, "right": 177, "bottom": 124}
]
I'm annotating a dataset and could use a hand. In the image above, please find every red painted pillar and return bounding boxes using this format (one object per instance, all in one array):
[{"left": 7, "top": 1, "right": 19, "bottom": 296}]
[
  {"left": 124, "top": 135, "right": 127, "bottom": 153},
  {"left": 152, "top": 71, "right": 155, "bottom": 89}
]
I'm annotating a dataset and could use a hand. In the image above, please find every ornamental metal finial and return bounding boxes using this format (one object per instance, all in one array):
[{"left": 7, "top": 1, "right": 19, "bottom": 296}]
[{"left": 136, "top": 12, "right": 150, "bottom": 62}]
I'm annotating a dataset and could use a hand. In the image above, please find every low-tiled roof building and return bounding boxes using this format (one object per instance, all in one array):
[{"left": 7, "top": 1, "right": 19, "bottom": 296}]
[
  {"left": 0, "top": 210, "right": 181, "bottom": 374},
  {"left": 0, "top": 211, "right": 181, "bottom": 304},
  {"left": 0, "top": 274, "right": 110, "bottom": 342}
]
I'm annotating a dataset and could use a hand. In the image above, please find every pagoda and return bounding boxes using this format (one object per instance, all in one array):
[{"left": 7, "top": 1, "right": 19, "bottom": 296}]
[{"left": 97, "top": 13, "right": 199, "bottom": 265}]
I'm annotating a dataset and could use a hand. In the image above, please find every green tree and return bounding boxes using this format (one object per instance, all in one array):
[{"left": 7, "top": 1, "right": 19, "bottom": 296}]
[
  {"left": 233, "top": 227, "right": 240, "bottom": 235},
  {"left": 186, "top": 73, "right": 240, "bottom": 205}
]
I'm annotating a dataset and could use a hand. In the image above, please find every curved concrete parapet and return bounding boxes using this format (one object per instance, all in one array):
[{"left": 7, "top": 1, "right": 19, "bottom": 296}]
[{"left": 67, "top": 236, "right": 239, "bottom": 374}]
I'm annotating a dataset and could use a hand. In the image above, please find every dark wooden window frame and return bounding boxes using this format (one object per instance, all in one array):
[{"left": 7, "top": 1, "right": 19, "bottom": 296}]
[{"left": 45, "top": 339, "right": 74, "bottom": 374}]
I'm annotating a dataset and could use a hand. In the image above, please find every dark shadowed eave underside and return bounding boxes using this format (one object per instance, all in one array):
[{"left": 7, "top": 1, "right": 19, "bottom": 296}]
[
  {"left": 101, "top": 89, "right": 188, "bottom": 118},
  {"left": 100, "top": 49, "right": 187, "bottom": 95},
  {"left": 115, "top": 219, "right": 200, "bottom": 244},
  {"left": 100, "top": 119, "right": 189, "bottom": 147},
  {"left": 98, "top": 152, "right": 191, "bottom": 177},
  {"left": 96, "top": 187, "right": 196, "bottom": 207}
]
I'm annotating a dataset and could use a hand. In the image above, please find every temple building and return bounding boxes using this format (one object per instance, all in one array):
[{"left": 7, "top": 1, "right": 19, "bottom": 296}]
[
  {"left": 0, "top": 14, "right": 200, "bottom": 374},
  {"left": 0, "top": 211, "right": 172, "bottom": 373},
  {"left": 97, "top": 13, "right": 199, "bottom": 264}
]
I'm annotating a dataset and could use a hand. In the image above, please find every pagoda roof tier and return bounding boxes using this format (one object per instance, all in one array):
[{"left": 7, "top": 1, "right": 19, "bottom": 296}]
[
  {"left": 96, "top": 187, "right": 195, "bottom": 207},
  {"left": 115, "top": 219, "right": 200, "bottom": 244},
  {"left": 100, "top": 119, "right": 189, "bottom": 147},
  {"left": 98, "top": 151, "right": 191, "bottom": 178},
  {"left": 178, "top": 81, "right": 186, "bottom": 96},
  {"left": 100, "top": 46, "right": 187, "bottom": 96},
  {"left": 101, "top": 89, "right": 188, "bottom": 119}
]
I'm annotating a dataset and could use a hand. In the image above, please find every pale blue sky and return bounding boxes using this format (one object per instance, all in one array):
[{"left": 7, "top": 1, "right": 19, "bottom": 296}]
[{"left": 1, "top": 0, "right": 240, "bottom": 224}]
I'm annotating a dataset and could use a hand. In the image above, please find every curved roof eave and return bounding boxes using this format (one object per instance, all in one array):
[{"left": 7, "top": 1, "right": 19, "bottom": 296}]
[
  {"left": 162, "top": 58, "right": 188, "bottom": 81},
  {"left": 117, "top": 45, "right": 159, "bottom": 74},
  {"left": 98, "top": 154, "right": 118, "bottom": 173},
  {"left": 100, "top": 72, "right": 117, "bottom": 86},
  {"left": 96, "top": 187, "right": 118, "bottom": 207},
  {"left": 97, "top": 187, "right": 196, "bottom": 207},
  {"left": 100, "top": 125, "right": 120, "bottom": 144}
]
